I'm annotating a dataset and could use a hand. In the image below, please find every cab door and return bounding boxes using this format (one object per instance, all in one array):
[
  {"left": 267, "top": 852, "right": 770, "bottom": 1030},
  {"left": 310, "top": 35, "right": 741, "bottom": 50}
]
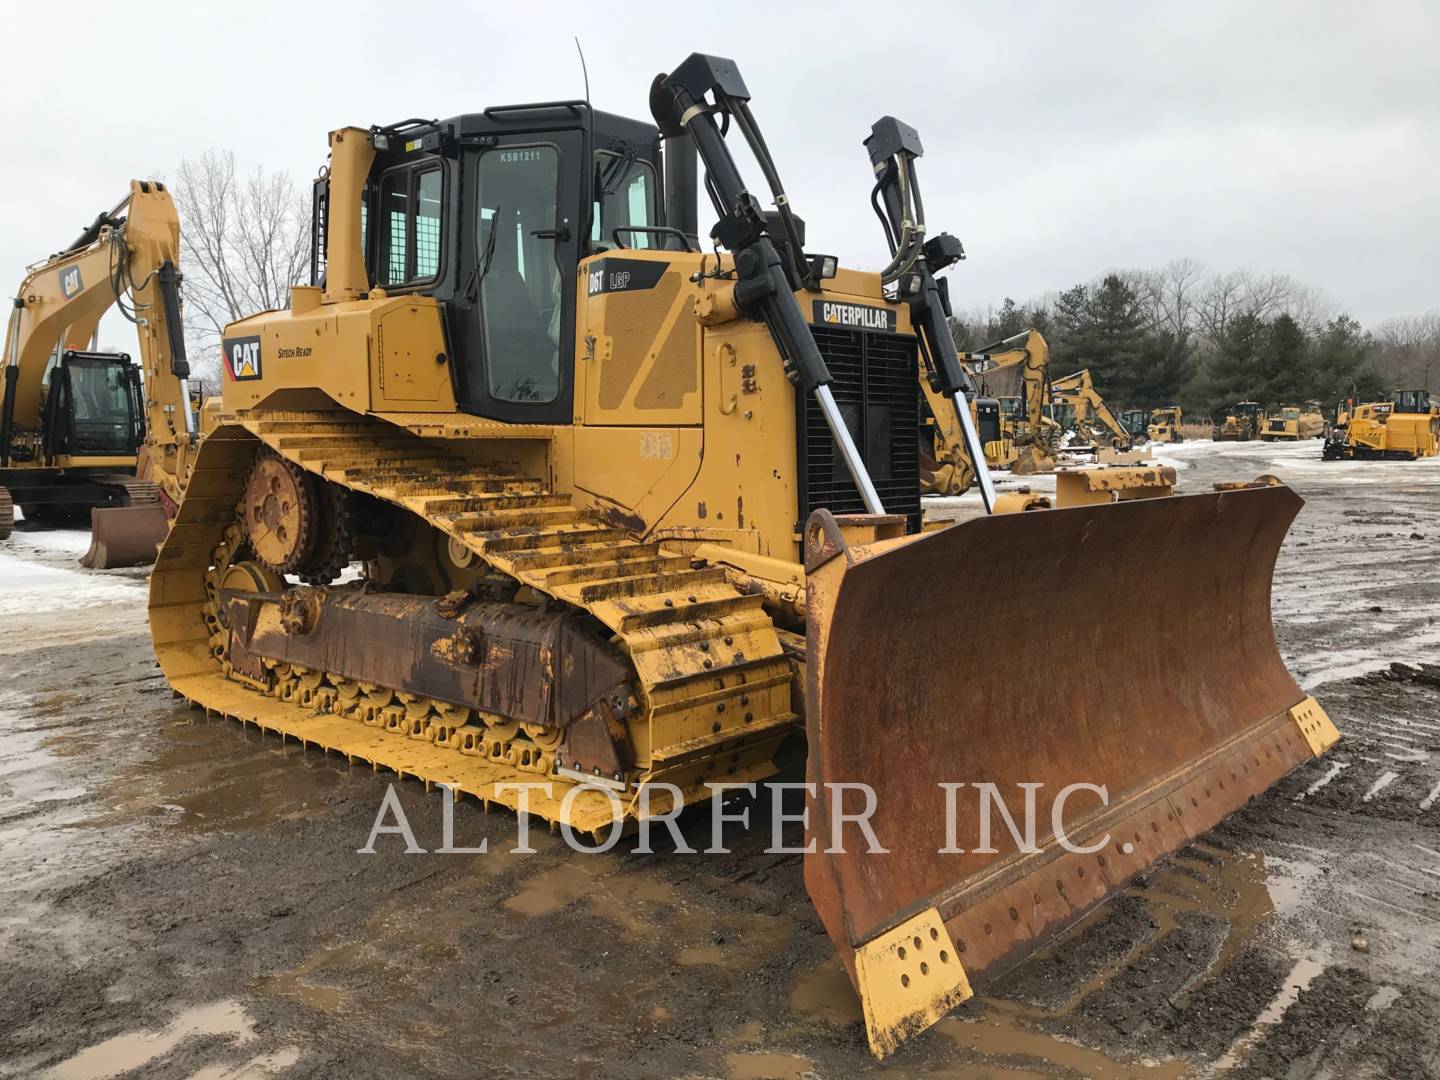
[{"left": 449, "top": 132, "right": 583, "bottom": 425}]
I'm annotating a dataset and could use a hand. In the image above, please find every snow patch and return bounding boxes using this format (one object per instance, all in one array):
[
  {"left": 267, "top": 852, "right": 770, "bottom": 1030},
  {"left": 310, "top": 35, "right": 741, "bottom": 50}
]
[{"left": 0, "top": 553, "right": 144, "bottom": 615}]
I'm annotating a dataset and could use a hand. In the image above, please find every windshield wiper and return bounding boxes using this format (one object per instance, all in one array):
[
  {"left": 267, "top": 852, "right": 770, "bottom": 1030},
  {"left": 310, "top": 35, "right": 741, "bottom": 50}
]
[{"left": 463, "top": 204, "right": 502, "bottom": 302}]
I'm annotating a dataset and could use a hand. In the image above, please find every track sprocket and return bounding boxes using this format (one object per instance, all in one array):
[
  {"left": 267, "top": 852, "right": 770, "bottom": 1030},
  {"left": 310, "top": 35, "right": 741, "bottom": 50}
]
[{"left": 241, "top": 450, "right": 320, "bottom": 575}]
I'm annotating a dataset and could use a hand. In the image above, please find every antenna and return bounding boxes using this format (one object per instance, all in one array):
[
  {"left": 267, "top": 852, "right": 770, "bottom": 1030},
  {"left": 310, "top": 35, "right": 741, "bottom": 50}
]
[{"left": 574, "top": 37, "right": 590, "bottom": 104}]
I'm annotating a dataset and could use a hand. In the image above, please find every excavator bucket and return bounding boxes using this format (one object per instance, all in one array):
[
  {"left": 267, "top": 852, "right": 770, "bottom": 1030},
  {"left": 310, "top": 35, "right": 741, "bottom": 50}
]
[
  {"left": 801, "top": 484, "right": 1338, "bottom": 1058},
  {"left": 81, "top": 505, "right": 168, "bottom": 569}
]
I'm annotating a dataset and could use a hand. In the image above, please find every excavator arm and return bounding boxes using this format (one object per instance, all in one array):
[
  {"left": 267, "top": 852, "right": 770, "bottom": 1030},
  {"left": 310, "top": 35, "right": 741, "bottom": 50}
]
[
  {"left": 1, "top": 180, "right": 195, "bottom": 500},
  {"left": 1051, "top": 368, "right": 1131, "bottom": 449},
  {"left": 966, "top": 329, "right": 1058, "bottom": 474},
  {"left": 917, "top": 329, "right": 1058, "bottom": 490}
]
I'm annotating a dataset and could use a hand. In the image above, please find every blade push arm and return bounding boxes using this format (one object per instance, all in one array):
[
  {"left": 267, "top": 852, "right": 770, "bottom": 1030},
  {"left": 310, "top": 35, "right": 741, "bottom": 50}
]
[
  {"left": 651, "top": 54, "right": 887, "bottom": 515},
  {"left": 863, "top": 117, "right": 996, "bottom": 513}
]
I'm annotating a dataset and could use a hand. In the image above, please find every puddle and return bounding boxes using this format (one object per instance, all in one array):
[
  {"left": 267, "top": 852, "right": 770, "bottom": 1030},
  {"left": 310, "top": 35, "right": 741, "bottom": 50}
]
[
  {"left": 501, "top": 860, "right": 597, "bottom": 916},
  {"left": 188, "top": 1046, "right": 304, "bottom": 1079},
  {"left": 94, "top": 720, "right": 343, "bottom": 834},
  {"left": 45, "top": 1000, "right": 254, "bottom": 1079},
  {"left": 725, "top": 1051, "right": 814, "bottom": 1079},
  {"left": 501, "top": 853, "right": 793, "bottom": 969},
  {"left": 936, "top": 1009, "right": 1190, "bottom": 1079},
  {"left": 1208, "top": 952, "right": 1326, "bottom": 1074},
  {"left": 788, "top": 955, "right": 1186, "bottom": 1078},
  {"left": 1365, "top": 985, "right": 1401, "bottom": 1012},
  {"left": 789, "top": 956, "right": 862, "bottom": 1026}
]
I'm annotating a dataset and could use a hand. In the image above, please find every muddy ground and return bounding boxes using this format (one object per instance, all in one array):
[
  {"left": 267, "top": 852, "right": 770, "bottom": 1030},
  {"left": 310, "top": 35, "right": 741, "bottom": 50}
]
[{"left": 1, "top": 439, "right": 1438, "bottom": 1079}]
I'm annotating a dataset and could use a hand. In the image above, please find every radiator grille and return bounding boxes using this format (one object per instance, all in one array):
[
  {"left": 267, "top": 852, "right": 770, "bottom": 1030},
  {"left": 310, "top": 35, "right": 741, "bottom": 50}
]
[{"left": 797, "top": 326, "right": 921, "bottom": 530}]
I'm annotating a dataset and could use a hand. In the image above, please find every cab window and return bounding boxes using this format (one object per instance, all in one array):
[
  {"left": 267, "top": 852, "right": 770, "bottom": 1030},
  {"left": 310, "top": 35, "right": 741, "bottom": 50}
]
[
  {"left": 475, "top": 146, "right": 562, "bottom": 403},
  {"left": 1394, "top": 390, "right": 1430, "bottom": 413},
  {"left": 377, "top": 163, "right": 444, "bottom": 287},
  {"left": 590, "top": 151, "right": 657, "bottom": 252}
]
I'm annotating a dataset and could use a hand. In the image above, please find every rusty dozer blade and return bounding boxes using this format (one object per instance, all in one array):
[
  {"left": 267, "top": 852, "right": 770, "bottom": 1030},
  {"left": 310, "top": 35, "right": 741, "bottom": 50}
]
[
  {"left": 81, "top": 505, "right": 169, "bottom": 568},
  {"left": 801, "top": 484, "right": 1338, "bottom": 1058}
]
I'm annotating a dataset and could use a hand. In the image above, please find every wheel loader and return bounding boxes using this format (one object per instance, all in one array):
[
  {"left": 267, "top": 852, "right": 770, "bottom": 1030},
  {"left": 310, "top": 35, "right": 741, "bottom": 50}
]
[
  {"left": 1, "top": 182, "right": 199, "bottom": 564},
  {"left": 149, "top": 54, "right": 1339, "bottom": 1059}
]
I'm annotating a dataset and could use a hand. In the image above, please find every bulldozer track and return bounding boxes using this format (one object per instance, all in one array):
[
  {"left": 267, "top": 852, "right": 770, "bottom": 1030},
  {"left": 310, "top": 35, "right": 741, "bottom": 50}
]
[{"left": 151, "top": 412, "right": 799, "bottom": 833}]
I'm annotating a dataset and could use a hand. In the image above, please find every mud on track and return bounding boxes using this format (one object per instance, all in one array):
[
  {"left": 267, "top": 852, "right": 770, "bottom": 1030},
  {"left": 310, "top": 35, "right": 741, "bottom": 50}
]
[{"left": 1, "top": 441, "right": 1438, "bottom": 1078}]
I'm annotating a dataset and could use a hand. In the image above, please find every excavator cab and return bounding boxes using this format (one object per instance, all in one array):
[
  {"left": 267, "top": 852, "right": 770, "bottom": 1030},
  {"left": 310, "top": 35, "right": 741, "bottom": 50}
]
[
  {"left": 40, "top": 351, "right": 146, "bottom": 462},
  {"left": 1, "top": 350, "right": 147, "bottom": 524}
]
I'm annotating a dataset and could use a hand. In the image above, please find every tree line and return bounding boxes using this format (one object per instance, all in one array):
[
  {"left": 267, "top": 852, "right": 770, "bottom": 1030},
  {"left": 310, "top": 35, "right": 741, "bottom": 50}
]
[
  {"left": 950, "top": 260, "right": 1440, "bottom": 418},
  {"left": 162, "top": 152, "right": 1440, "bottom": 418}
]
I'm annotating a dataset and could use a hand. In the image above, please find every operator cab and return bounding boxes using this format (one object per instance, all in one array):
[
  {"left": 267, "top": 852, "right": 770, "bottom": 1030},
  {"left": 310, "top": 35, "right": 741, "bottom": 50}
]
[
  {"left": 312, "top": 105, "right": 693, "bottom": 426},
  {"left": 1391, "top": 389, "right": 1432, "bottom": 415},
  {"left": 27, "top": 351, "right": 144, "bottom": 464}
]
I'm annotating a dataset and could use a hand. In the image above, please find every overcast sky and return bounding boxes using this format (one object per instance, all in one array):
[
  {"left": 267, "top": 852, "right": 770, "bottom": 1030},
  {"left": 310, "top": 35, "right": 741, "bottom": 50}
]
[{"left": 2, "top": 0, "right": 1436, "bottom": 353}]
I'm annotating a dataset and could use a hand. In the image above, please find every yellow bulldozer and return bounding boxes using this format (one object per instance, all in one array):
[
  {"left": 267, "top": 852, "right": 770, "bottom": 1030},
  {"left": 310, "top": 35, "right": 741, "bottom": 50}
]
[
  {"left": 918, "top": 328, "right": 1057, "bottom": 494},
  {"left": 1148, "top": 405, "right": 1183, "bottom": 443},
  {"left": 148, "top": 55, "right": 1338, "bottom": 1058},
  {"left": 1, "top": 182, "right": 199, "bottom": 564},
  {"left": 1261, "top": 403, "right": 1324, "bottom": 441}
]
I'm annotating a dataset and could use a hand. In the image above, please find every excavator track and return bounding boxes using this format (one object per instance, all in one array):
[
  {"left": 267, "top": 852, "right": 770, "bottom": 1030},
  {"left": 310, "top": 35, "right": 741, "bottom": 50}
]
[
  {"left": 110, "top": 476, "right": 162, "bottom": 507},
  {"left": 0, "top": 486, "right": 12, "bottom": 540},
  {"left": 151, "top": 413, "right": 798, "bottom": 834}
]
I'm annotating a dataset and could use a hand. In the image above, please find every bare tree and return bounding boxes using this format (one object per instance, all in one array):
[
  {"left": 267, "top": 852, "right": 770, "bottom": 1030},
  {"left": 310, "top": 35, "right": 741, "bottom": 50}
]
[
  {"left": 172, "top": 150, "right": 311, "bottom": 383},
  {"left": 1192, "top": 268, "right": 1333, "bottom": 346},
  {"left": 1133, "top": 257, "right": 1206, "bottom": 338},
  {"left": 1372, "top": 313, "right": 1440, "bottom": 393}
]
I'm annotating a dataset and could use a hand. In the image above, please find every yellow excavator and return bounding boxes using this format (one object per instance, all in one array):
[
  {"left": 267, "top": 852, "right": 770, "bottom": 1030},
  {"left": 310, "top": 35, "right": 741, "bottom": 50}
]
[
  {"left": 1049, "top": 368, "right": 1132, "bottom": 449},
  {"left": 148, "top": 55, "right": 1338, "bottom": 1058},
  {"left": 1, "top": 182, "right": 198, "bottom": 564},
  {"left": 918, "top": 329, "right": 1057, "bottom": 493}
]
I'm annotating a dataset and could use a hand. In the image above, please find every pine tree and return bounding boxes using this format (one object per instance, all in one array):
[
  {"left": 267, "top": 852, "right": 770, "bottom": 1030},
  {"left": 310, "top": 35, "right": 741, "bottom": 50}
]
[
  {"left": 1131, "top": 329, "right": 1194, "bottom": 406},
  {"left": 1310, "top": 315, "right": 1383, "bottom": 403},
  {"left": 1197, "top": 310, "right": 1266, "bottom": 416},
  {"left": 1256, "top": 313, "right": 1312, "bottom": 405}
]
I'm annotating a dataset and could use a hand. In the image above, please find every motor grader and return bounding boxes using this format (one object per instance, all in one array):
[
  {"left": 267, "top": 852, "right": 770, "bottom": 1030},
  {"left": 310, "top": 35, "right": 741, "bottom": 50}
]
[
  {"left": 149, "top": 54, "right": 1338, "bottom": 1058},
  {"left": 1214, "top": 400, "right": 1262, "bottom": 441}
]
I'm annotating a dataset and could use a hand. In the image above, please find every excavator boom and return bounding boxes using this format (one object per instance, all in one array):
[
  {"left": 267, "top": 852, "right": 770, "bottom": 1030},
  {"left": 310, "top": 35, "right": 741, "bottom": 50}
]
[{"left": 1, "top": 181, "right": 195, "bottom": 562}]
